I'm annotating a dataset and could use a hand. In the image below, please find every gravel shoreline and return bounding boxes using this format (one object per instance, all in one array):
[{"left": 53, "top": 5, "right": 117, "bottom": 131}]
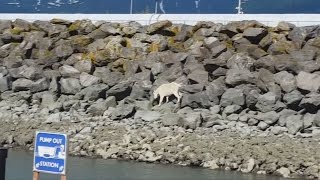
[{"left": 1, "top": 109, "right": 319, "bottom": 179}]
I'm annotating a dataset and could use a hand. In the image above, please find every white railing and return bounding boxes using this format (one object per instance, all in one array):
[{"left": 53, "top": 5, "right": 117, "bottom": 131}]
[{"left": 0, "top": 13, "right": 320, "bottom": 27}]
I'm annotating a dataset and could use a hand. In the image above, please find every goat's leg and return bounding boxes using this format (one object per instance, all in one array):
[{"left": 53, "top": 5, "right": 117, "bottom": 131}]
[
  {"left": 174, "top": 91, "right": 181, "bottom": 103},
  {"left": 158, "top": 95, "right": 164, "bottom": 106},
  {"left": 165, "top": 96, "right": 169, "bottom": 103}
]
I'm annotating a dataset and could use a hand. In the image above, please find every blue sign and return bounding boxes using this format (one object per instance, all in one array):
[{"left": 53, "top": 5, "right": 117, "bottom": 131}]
[{"left": 33, "top": 131, "right": 68, "bottom": 175}]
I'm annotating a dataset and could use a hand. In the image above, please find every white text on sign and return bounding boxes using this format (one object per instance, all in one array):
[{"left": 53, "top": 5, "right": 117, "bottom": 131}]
[{"left": 39, "top": 137, "right": 63, "bottom": 144}]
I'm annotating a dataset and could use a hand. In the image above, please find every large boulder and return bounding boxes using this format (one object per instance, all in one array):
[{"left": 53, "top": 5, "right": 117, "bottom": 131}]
[
  {"left": 296, "top": 71, "right": 320, "bottom": 92},
  {"left": 12, "top": 78, "right": 33, "bottom": 92},
  {"left": 31, "top": 78, "right": 49, "bottom": 93},
  {"left": 147, "top": 20, "right": 172, "bottom": 34},
  {"left": 255, "top": 111, "right": 280, "bottom": 125},
  {"left": 187, "top": 69, "right": 209, "bottom": 85},
  {"left": 181, "top": 92, "right": 214, "bottom": 109},
  {"left": 93, "top": 67, "right": 124, "bottom": 87},
  {"left": 255, "top": 92, "right": 278, "bottom": 112},
  {"left": 19, "top": 66, "right": 42, "bottom": 80},
  {"left": 161, "top": 113, "right": 181, "bottom": 126},
  {"left": 79, "top": 72, "right": 100, "bottom": 87},
  {"left": 110, "top": 103, "right": 136, "bottom": 120},
  {"left": 220, "top": 88, "right": 245, "bottom": 107},
  {"left": 134, "top": 110, "right": 161, "bottom": 122},
  {"left": 74, "top": 60, "right": 94, "bottom": 74},
  {"left": 283, "top": 90, "right": 303, "bottom": 107},
  {"left": 178, "top": 112, "right": 202, "bottom": 129},
  {"left": 87, "top": 97, "right": 116, "bottom": 116},
  {"left": 76, "top": 84, "right": 109, "bottom": 101},
  {"left": 285, "top": 115, "right": 303, "bottom": 135},
  {"left": 227, "top": 53, "right": 255, "bottom": 70},
  {"left": 60, "top": 78, "right": 82, "bottom": 95},
  {"left": 225, "top": 69, "right": 256, "bottom": 86},
  {"left": 0, "top": 76, "right": 10, "bottom": 92},
  {"left": 243, "top": 27, "right": 268, "bottom": 44},
  {"left": 299, "top": 93, "right": 320, "bottom": 113},
  {"left": 59, "top": 65, "right": 80, "bottom": 78},
  {"left": 274, "top": 71, "right": 296, "bottom": 93},
  {"left": 106, "top": 81, "right": 133, "bottom": 101}
]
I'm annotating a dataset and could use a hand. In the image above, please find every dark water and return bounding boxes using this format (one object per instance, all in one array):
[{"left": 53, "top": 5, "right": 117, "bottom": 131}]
[
  {"left": 6, "top": 149, "right": 294, "bottom": 180},
  {"left": 0, "top": 0, "right": 320, "bottom": 14}
]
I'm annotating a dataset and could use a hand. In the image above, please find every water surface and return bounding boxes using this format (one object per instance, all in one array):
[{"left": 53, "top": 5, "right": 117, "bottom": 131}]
[{"left": 6, "top": 149, "right": 295, "bottom": 180}]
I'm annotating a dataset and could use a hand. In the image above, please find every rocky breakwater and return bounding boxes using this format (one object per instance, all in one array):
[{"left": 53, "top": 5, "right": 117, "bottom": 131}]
[{"left": 0, "top": 19, "right": 320, "bottom": 178}]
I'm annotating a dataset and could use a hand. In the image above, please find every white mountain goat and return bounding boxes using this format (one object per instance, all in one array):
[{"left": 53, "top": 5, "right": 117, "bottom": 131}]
[{"left": 153, "top": 82, "right": 182, "bottom": 106}]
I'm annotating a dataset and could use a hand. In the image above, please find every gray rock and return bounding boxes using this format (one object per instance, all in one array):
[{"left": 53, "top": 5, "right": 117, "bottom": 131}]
[
  {"left": 151, "top": 62, "right": 165, "bottom": 76},
  {"left": 106, "top": 81, "right": 133, "bottom": 101},
  {"left": 227, "top": 53, "right": 255, "bottom": 70},
  {"left": 223, "top": 105, "right": 242, "bottom": 116},
  {"left": 110, "top": 104, "right": 135, "bottom": 120},
  {"left": 248, "top": 118, "right": 259, "bottom": 126},
  {"left": 1, "top": 91, "right": 31, "bottom": 102},
  {"left": 227, "top": 114, "right": 239, "bottom": 121},
  {"left": 297, "top": 60, "right": 320, "bottom": 73},
  {"left": 147, "top": 20, "right": 172, "bottom": 34},
  {"left": 59, "top": 65, "right": 80, "bottom": 78},
  {"left": 182, "top": 84, "right": 204, "bottom": 94},
  {"left": 19, "top": 66, "right": 42, "bottom": 80},
  {"left": 226, "top": 69, "right": 256, "bottom": 86},
  {"left": 277, "top": 21, "right": 295, "bottom": 31},
  {"left": 255, "top": 111, "right": 280, "bottom": 125},
  {"left": 257, "top": 121, "right": 269, "bottom": 131},
  {"left": 278, "top": 109, "right": 297, "bottom": 127},
  {"left": 77, "top": 84, "right": 109, "bottom": 101},
  {"left": 60, "top": 78, "right": 82, "bottom": 95},
  {"left": 31, "top": 78, "right": 49, "bottom": 93},
  {"left": 276, "top": 167, "right": 290, "bottom": 178},
  {"left": 314, "top": 111, "right": 320, "bottom": 127},
  {"left": 87, "top": 97, "right": 116, "bottom": 116},
  {"left": 79, "top": 72, "right": 100, "bottom": 87},
  {"left": 300, "top": 93, "right": 320, "bottom": 113},
  {"left": 49, "top": 78, "right": 59, "bottom": 93},
  {"left": 0, "top": 20, "right": 12, "bottom": 33},
  {"left": 283, "top": 90, "right": 303, "bottom": 106},
  {"left": 285, "top": 115, "right": 303, "bottom": 135},
  {"left": 178, "top": 112, "right": 202, "bottom": 129},
  {"left": 243, "top": 28, "right": 267, "bottom": 44},
  {"left": 74, "top": 60, "right": 94, "bottom": 74},
  {"left": 303, "top": 113, "right": 315, "bottom": 129},
  {"left": 270, "top": 126, "right": 288, "bottom": 135},
  {"left": 296, "top": 71, "right": 320, "bottom": 92},
  {"left": 130, "top": 81, "right": 152, "bottom": 100},
  {"left": 181, "top": 92, "right": 214, "bottom": 109},
  {"left": 45, "top": 113, "right": 61, "bottom": 124},
  {"left": 220, "top": 88, "right": 245, "bottom": 107},
  {"left": 255, "top": 92, "right": 277, "bottom": 113},
  {"left": 105, "top": 96, "right": 117, "bottom": 108},
  {"left": 99, "top": 23, "right": 120, "bottom": 35},
  {"left": 205, "top": 78, "right": 226, "bottom": 103},
  {"left": 0, "top": 76, "right": 10, "bottom": 92},
  {"left": 12, "top": 78, "right": 33, "bottom": 92},
  {"left": 187, "top": 69, "right": 208, "bottom": 85},
  {"left": 134, "top": 110, "right": 161, "bottom": 122},
  {"left": 210, "top": 44, "right": 227, "bottom": 58},
  {"left": 274, "top": 71, "right": 296, "bottom": 93},
  {"left": 204, "top": 37, "right": 220, "bottom": 49},
  {"left": 54, "top": 43, "right": 73, "bottom": 58},
  {"left": 94, "top": 67, "right": 124, "bottom": 87},
  {"left": 41, "top": 92, "right": 58, "bottom": 109}
]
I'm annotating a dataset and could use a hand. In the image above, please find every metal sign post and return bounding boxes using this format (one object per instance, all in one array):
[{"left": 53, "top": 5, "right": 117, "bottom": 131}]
[
  {"left": 33, "top": 131, "right": 68, "bottom": 180},
  {"left": 0, "top": 148, "right": 8, "bottom": 180}
]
